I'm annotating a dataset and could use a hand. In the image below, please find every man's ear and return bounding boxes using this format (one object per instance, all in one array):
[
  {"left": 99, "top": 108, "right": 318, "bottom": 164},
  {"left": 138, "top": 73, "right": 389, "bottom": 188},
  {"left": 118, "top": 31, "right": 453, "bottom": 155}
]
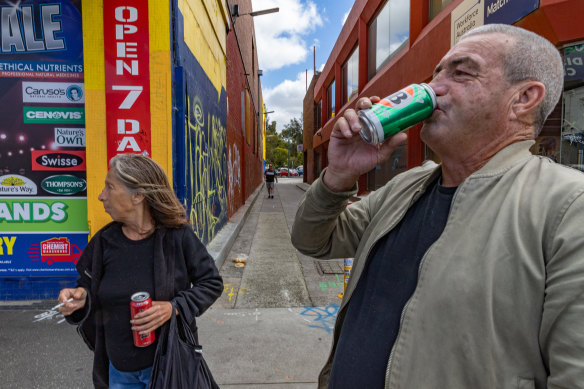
[{"left": 511, "top": 80, "right": 545, "bottom": 122}]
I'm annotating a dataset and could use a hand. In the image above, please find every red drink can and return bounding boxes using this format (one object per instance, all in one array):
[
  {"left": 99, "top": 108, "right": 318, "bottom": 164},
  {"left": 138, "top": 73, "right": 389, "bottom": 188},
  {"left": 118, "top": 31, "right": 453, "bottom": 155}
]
[{"left": 130, "top": 291, "right": 155, "bottom": 347}]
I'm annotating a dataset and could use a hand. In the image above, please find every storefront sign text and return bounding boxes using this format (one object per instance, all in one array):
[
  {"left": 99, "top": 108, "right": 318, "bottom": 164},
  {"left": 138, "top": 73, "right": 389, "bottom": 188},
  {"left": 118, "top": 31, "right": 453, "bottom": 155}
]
[{"left": 103, "top": 0, "right": 151, "bottom": 160}]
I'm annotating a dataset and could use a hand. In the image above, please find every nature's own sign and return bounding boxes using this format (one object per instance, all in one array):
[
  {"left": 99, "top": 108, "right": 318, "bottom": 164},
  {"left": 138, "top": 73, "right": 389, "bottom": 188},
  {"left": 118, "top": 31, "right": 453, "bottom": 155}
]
[{"left": 103, "top": 0, "right": 151, "bottom": 160}]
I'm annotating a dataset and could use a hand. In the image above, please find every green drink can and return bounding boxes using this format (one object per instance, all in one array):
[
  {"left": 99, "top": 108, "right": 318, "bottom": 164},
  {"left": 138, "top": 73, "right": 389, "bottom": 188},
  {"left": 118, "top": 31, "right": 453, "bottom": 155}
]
[{"left": 358, "top": 83, "right": 436, "bottom": 145}]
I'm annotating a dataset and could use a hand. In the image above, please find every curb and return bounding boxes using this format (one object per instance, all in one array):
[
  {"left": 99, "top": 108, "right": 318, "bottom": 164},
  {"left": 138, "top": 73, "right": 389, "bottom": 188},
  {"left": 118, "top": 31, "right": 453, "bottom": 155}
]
[
  {"left": 206, "top": 183, "right": 263, "bottom": 270},
  {"left": 296, "top": 182, "right": 310, "bottom": 192}
]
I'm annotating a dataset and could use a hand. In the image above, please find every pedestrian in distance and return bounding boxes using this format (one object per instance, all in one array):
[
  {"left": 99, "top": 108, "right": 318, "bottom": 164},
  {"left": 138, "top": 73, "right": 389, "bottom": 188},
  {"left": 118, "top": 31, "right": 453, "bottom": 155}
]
[
  {"left": 265, "top": 163, "right": 278, "bottom": 198},
  {"left": 56, "top": 153, "right": 223, "bottom": 389},
  {"left": 291, "top": 24, "right": 584, "bottom": 388}
]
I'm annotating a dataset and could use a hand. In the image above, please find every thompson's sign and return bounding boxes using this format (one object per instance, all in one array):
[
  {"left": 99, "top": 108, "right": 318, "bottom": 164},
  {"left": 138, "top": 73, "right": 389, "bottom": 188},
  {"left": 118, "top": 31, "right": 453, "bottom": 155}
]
[
  {"left": 41, "top": 175, "right": 87, "bottom": 195},
  {"left": 103, "top": 0, "right": 151, "bottom": 160}
]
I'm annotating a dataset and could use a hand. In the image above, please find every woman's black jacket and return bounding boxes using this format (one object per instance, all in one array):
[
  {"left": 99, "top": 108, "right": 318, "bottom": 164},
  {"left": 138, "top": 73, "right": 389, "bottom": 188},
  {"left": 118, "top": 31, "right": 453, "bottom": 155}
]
[{"left": 66, "top": 222, "right": 223, "bottom": 388}]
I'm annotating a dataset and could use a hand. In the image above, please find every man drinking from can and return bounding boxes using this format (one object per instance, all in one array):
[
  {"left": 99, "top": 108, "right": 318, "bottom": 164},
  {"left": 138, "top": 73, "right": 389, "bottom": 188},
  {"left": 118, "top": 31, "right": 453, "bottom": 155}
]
[{"left": 292, "top": 24, "right": 584, "bottom": 388}]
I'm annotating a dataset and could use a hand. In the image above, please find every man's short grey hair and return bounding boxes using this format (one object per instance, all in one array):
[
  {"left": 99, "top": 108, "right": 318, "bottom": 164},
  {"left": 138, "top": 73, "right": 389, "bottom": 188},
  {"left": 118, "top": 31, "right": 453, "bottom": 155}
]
[{"left": 461, "top": 24, "right": 564, "bottom": 134}]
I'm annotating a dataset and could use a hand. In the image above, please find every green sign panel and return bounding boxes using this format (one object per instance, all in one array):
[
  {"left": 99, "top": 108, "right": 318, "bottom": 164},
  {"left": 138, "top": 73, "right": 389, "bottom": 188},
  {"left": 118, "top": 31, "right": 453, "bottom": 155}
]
[
  {"left": 0, "top": 197, "right": 88, "bottom": 231},
  {"left": 41, "top": 175, "right": 87, "bottom": 195},
  {"left": 23, "top": 107, "right": 85, "bottom": 124}
]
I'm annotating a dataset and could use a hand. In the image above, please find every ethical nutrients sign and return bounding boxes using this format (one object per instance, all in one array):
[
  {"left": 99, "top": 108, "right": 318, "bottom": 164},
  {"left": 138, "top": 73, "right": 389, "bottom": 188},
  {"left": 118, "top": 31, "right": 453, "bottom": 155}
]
[{"left": 103, "top": 0, "right": 151, "bottom": 160}]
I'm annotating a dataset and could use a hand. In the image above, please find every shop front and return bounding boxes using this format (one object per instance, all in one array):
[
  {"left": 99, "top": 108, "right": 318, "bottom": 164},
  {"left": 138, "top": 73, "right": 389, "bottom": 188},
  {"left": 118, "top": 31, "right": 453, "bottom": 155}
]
[{"left": 0, "top": 1, "right": 87, "bottom": 299}]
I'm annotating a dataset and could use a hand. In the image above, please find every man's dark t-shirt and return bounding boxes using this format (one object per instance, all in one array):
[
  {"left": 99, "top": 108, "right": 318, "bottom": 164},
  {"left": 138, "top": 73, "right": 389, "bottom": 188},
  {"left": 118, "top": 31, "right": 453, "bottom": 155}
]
[
  {"left": 328, "top": 179, "right": 456, "bottom": 388},
  {"left": 265, "top": 170, "right": 276, "bottom": 182}
]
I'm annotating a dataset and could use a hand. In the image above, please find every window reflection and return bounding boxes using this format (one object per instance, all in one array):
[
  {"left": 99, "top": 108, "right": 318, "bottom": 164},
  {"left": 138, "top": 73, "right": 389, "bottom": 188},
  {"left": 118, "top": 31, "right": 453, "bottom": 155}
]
[
  {"left": 429, "top": 0, "right": 453, "bottom": 21},
  {"left": 560, "top": 45, "right": 584, "bottom": 170},
  {"left": 327, "top": 81, "right": 335, "bottom": 119},
  {"left": 342, "top": 46, "right": 359, "bottom": 104},
  {"left": 315, "top": 99, "right": 322, "bottom": 129},
  {"left": 368, "top": 0, "right": 409, "bottom": 79}
]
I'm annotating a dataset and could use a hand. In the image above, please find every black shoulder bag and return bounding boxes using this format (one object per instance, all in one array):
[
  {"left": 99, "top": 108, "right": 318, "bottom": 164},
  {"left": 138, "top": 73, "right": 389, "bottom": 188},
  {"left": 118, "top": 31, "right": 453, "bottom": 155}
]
[{"left": 148, "top": 301, "right": 219, "bottom": 388}]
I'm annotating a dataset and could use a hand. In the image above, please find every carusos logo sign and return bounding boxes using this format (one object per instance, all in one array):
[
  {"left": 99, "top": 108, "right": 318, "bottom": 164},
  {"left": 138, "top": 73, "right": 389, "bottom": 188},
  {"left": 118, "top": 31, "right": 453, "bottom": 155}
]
[{"left": 31, "top": 150, "right": 86, "bottom": 171}]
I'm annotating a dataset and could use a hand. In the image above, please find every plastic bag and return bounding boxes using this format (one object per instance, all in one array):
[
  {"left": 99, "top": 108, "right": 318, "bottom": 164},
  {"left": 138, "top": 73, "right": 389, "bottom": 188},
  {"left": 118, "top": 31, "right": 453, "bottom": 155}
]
[{"left": 148, "top": 302, "right": 219, "bottom": 389}]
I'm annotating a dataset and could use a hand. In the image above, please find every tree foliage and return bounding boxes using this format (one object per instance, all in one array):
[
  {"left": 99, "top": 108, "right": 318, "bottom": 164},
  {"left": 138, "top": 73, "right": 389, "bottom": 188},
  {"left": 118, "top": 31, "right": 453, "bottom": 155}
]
[{"left": 265, "top": 118, "right": 304, "bottom": 169}]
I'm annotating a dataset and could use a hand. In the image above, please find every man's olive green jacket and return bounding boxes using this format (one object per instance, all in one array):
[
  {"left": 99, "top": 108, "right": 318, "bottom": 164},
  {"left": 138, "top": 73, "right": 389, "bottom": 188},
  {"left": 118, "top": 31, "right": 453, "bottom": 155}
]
[{"left": 291, "top": 141, "right": 584, "bottom": 389}]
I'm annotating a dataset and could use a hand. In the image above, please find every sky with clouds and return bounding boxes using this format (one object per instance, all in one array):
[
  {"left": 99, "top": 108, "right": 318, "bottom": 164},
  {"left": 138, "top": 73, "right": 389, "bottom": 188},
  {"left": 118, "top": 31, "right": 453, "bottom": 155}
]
[{"left": 251, "top": 0, "right": 355, "bottom": 132}]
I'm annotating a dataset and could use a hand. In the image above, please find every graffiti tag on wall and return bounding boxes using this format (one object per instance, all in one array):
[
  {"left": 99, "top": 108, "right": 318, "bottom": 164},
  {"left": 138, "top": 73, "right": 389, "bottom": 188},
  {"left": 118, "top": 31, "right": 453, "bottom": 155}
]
[
  {"left": 228, "top": 144, "right": 241, "bottom": 205},
  {"left": 185, "top": 95, "right": 227, "bottom": 244}
]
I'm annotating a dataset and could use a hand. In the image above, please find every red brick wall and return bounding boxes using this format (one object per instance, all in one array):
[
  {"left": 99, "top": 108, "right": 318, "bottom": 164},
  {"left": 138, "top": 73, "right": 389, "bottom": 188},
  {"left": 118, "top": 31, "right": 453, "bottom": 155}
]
[{"left": 226, "top": 0, "right": 263, "bottom": 218}]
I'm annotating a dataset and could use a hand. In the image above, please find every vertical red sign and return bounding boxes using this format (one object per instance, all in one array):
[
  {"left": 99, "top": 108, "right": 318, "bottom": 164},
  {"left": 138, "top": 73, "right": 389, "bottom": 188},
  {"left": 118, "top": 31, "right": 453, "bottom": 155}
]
[{"left": 103, "top": 0, "right": 151, "bottom": 161}]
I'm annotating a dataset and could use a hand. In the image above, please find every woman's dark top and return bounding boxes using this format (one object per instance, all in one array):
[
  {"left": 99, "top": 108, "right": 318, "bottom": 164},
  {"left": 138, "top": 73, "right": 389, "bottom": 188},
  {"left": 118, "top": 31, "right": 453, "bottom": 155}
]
[
  {"left": 67, "top": 223, "right": 224, "bottom": 388},
  {"left": 97, "top": 223, "right": 157, "bottom": 371}
]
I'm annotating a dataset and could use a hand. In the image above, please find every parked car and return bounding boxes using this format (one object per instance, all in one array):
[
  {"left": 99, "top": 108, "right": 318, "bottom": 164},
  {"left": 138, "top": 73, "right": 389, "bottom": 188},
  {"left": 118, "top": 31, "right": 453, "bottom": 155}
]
[
  {"left": 275, "top": 168, "right": 281, "bottom": 176},
  {"left": 279, "top": 168, "right": 289, "bottom": 177},
  {"left": 296, "top": 166, "right": 303, "bottom": 176},
  {"left": 289, "top": 169, "right": 299, "bottom": 177}
]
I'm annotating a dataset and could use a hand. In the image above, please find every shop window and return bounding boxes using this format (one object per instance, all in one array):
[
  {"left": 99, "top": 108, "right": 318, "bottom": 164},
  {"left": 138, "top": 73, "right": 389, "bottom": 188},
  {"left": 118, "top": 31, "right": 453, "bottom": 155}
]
[
  {"left": 429, "top": 0, "right": 453, "bottom": 22},
  {"left": 314, "top": 99, "right": 322, "bottom": 130},
  {"left": 368, "top": 0, "right": 410, "bottom": 80},
  {"left": 342, "top": 46, "right": 359, "bottom": 105},
  {"left": 561, "top": 44, "right": 584, "bottom": 171},
  {"left": 327, "top": 81, "right": 335, "bottom": 119}
]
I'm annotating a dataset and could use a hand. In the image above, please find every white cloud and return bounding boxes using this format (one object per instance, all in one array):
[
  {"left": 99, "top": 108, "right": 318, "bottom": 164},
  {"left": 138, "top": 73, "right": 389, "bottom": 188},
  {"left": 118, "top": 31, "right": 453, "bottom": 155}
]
[
  {"left": 263, "top": 70, "right": 315, "bottom": 131},
  {"left": 252, "top": 0, "right": 323, "bottom": 71},
  {"left": 342, "top": 10, "right": 350, "bottom": 25}
]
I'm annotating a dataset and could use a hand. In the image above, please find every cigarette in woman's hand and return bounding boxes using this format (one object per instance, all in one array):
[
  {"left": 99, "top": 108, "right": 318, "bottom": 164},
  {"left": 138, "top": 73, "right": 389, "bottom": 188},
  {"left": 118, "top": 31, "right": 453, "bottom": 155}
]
[{"left": 52, "top": 298, "right": 74, "bottom": 310}]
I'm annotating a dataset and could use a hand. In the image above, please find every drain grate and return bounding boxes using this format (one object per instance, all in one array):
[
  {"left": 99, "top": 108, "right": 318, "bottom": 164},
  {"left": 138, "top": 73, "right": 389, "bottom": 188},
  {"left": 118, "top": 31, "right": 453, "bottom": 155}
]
[{"left": 314, "top": 259, "right": 344, "bottom": 275}]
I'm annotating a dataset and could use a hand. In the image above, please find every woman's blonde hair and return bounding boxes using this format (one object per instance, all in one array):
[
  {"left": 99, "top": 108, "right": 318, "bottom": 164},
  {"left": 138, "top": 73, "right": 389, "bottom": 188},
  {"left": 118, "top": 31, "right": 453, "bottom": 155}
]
[{"left": 109, "top": 154, "right": 189, "bottom": 228}]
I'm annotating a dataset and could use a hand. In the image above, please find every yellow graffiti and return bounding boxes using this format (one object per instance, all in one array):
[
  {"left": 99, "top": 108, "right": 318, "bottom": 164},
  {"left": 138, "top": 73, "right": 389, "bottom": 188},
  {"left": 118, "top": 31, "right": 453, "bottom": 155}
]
[
  {"left": 185, "top": 95, "right": 227, "bottom": 244},
  {"left": 222, "top": 283, "right": 249, "bottom": 302}
]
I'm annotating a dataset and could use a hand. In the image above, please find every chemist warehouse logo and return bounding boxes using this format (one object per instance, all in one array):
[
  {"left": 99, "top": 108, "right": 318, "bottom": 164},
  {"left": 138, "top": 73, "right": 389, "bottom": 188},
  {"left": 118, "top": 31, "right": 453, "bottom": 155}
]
[
  {"left": 22, "top": 82, "right": 85, "bottom": 104},
  {"left": 23, "top": 107, "right": 84, "bottom": 124}
]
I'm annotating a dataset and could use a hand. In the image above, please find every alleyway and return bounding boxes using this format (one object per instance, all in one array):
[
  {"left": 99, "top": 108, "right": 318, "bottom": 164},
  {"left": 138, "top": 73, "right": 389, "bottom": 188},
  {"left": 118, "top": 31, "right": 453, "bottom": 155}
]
[{"left": 200, "top": 177, "right": 344, "bottom": 388}]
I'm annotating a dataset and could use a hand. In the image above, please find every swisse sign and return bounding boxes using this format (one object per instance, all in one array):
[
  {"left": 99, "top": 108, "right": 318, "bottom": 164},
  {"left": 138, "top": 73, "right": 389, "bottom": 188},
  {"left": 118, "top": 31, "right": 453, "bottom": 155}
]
[
  {"left": 31, "top": 150, "right": 86, "bottom": 171},
  {"left": 41, "top": 175, "right": 87, "bottom": 195},
  {"left": 22, "top": 82, "right": 85, "bottom": 103},
  {"left": 104, "top": 1, "right": 151, "bottom": 160},
  {"left": 23, "top": 107, "right": 84, "bottom": 124}
]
